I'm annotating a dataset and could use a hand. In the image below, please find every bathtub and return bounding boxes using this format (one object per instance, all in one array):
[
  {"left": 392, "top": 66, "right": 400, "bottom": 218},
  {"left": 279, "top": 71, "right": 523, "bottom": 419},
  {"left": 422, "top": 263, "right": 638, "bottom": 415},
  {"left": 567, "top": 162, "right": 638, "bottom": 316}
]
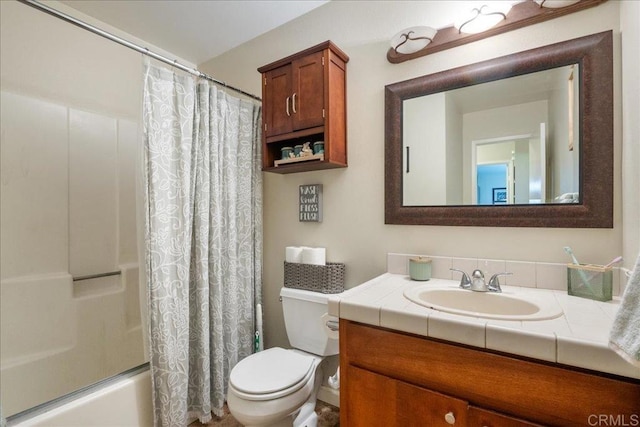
[{"left": 10, "top": 365, "right": 152, "bottom": 427}]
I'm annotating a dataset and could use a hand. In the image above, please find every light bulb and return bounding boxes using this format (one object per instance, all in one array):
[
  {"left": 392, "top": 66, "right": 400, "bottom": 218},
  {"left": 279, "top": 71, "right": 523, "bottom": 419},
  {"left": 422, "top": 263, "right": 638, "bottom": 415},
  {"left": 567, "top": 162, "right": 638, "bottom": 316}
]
[
  {"left": 390, "top": 26, "right": 438, "bottom": 55},
  {"left": 454, "top": 3, "right": 513, "bottom": 34}
]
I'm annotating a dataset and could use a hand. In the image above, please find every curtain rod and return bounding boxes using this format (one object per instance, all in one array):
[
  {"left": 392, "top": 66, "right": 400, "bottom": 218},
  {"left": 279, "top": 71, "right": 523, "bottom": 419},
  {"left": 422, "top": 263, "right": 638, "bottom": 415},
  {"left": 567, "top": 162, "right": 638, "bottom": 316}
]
[{"left": 17, "top": 0, "right": 262, "bottom": 102}]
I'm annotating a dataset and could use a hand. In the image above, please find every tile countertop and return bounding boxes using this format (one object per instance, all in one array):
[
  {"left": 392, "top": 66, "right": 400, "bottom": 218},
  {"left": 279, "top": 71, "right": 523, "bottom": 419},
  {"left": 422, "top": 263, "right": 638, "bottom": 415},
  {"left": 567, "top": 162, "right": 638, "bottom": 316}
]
[{"left": 328, "top": 272, "right": 640, "bottom": 380}]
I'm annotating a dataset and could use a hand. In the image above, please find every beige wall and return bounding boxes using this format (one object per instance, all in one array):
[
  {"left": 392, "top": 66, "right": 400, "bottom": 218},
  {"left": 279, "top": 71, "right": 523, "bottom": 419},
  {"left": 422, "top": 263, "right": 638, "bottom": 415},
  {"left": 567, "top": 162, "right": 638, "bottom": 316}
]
[
  {"left": 200, "top": 1, "right": 629, "bottom": 350},
  {"left": 621, "top": 1, "right": 640, "bottom": 272}
]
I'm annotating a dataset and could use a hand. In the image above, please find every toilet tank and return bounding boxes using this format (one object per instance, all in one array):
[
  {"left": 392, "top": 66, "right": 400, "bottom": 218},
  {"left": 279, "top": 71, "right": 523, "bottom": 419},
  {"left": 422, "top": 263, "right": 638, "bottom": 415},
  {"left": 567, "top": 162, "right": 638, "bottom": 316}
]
[{"left": 280, "top": 287, "right": 340, "bottom": 356}]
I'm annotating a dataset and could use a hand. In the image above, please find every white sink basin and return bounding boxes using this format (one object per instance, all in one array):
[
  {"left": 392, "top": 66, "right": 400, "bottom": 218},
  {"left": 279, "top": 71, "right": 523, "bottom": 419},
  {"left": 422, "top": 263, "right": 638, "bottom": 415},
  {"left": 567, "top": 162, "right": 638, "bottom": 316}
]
[{"left": 404, "top": 286, "right": 563, "bottom": 321}]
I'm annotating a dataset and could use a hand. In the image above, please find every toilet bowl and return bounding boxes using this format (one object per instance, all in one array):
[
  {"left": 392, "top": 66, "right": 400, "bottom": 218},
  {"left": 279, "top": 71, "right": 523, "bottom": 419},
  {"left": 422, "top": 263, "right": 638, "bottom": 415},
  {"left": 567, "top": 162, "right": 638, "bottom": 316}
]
[
  {"left": 227, "top": 287, "right": 341, "bottom": 427},
  {"left": 227, "top": 347, "right": 322, "bottom": 427}
]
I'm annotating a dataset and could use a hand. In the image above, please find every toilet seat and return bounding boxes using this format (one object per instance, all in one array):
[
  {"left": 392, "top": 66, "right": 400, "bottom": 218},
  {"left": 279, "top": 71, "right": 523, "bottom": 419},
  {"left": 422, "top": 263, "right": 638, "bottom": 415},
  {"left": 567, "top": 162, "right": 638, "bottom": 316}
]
[{"left": 229, "top": 347, "right": 316, "bottom": 401}]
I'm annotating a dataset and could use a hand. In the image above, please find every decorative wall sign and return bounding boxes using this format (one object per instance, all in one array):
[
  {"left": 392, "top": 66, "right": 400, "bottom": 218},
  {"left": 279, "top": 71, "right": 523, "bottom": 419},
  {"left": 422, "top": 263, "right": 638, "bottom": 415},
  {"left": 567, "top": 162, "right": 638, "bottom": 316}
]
[{"left": 299, "top": 184, "right": 322, "bottom": 222}]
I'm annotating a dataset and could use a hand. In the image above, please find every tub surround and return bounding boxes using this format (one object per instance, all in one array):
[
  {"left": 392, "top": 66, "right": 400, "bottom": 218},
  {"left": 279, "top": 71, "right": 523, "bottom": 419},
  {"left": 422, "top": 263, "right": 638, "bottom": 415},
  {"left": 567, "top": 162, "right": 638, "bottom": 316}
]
[{"left": 329, "top": 253, "right": 639, "bottom": 380}]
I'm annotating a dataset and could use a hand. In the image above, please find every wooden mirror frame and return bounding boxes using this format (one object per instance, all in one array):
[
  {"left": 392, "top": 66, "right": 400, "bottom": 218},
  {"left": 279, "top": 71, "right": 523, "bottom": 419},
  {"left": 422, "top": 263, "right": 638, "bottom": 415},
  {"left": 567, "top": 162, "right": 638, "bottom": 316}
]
[{"left": 384, "top": 31, "right": 613, "bottom": 228}]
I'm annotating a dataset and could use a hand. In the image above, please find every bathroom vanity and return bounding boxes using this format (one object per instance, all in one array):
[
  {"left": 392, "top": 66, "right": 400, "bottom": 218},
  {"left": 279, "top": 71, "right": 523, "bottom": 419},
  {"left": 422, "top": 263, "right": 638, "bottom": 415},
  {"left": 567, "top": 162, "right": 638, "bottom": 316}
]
[
  {"left": 340, "top": 321, "right": 639, "bottom": 426},
  {"left": 332, "top": 262, "right": 640, "bottom": 426}
]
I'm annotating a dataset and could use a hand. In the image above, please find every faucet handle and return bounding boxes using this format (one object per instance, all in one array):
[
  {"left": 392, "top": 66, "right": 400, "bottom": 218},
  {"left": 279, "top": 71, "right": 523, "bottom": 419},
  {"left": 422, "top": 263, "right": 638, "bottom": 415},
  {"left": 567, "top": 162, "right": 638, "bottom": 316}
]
[
  {"left": 488, "top": 272, "right": 512, "bottom": 293},
  {"left": 450, "top": 268, "right": 471, "bottom": 289},
  {"left": 471, "top": 269, "right": 485, "bottom": 280}
]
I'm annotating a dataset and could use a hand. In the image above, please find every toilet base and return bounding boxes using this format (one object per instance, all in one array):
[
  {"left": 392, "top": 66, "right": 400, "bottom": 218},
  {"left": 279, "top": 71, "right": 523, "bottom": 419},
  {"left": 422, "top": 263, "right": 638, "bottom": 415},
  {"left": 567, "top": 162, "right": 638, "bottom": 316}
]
[
  {"left": 244, "top": 416, "right": 296, "bottom": 427},
  {"left": 242, "top": 394, "right": 319, "bottom": 427},
  {"left": 292, "top": 400, "right": 318, "bottom": 427}
]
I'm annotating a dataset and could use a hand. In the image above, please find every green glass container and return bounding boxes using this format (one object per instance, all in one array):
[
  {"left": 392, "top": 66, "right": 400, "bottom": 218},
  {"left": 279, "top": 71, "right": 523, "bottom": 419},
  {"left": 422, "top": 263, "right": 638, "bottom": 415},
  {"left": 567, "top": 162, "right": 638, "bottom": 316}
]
[
  {"left": 409, "top": 257, "right": 432, "bottom": 281},
  {"left": 567, "top": 263, "right": 612, "bottom": 302}
]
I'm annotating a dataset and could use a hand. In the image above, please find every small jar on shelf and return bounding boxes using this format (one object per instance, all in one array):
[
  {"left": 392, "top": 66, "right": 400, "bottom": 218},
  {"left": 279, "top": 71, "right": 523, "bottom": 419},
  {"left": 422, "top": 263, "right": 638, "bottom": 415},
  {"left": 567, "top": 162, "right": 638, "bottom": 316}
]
[
  {"left": 313, "top": 141, "right": 325, "bottom": 154},
  {"left": 281, "top": 146, "right": 293, "bottom": 159}
]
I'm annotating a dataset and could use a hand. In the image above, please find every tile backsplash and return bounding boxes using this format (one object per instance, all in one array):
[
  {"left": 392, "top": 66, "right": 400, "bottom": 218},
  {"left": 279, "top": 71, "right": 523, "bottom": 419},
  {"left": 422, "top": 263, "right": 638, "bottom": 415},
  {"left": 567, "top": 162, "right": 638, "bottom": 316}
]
[{"left": 388, "top": 253, "right": 622, "bottom": 296}]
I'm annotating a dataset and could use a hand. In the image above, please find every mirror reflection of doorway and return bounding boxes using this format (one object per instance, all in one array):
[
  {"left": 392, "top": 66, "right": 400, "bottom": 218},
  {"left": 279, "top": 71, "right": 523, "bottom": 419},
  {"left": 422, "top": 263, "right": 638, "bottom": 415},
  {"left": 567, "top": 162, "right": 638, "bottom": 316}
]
[
  {"left": 477, "top": 163, "right": 508, "bottom": 205},
  {"left": 471, "top": 124, "right": 547, "bottom": 205}
]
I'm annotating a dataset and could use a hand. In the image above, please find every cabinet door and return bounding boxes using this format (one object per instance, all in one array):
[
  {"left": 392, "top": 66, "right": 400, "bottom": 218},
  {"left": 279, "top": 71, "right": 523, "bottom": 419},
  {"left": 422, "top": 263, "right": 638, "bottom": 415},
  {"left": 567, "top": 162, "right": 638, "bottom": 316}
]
[
  {"left": 397, "top": 381, "right": 468, "bottom": 427},
  {"left": 345, "top": 365, "right": 468, "bottom": 427},
  {"left": 292, "top": 51, "right": 325, "bottom": 131},
  {"left": 344, "top": 365, "right": 397, "bottom": 427},
  {"left": 468, "top": 406, "right": 544, "bottom": 427},
  {"left": 263, "top": 64, "right": 292, "bottom": 137}
]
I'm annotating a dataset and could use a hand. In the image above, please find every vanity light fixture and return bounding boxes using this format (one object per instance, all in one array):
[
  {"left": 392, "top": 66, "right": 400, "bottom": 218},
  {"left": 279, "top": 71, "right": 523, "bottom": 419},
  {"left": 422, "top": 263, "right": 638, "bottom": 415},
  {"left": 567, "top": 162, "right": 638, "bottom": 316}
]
[
  {"left": 391, "top": 26, "right": 438, "bottom": 55},
  {"left": 454, "top": 3, "right": 513, "bottom": 34},
  {"left": 386, "top": 0, "right": 606, "bottom": 64},
  {"left": 535, "top": 0, "right": 581, "bottom": 8}
]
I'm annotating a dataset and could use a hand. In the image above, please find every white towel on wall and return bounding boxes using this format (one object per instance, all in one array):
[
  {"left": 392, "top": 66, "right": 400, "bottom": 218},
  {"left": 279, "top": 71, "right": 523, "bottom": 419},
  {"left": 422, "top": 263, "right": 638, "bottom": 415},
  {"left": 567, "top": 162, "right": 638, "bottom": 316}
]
[{"left": 609, "top": 254, "right": 640, "bottom": 367}]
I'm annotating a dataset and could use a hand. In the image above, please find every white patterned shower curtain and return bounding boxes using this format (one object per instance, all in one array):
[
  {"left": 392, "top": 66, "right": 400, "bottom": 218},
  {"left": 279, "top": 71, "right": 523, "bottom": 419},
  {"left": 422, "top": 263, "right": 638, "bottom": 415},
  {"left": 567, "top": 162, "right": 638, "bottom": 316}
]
[{"left": 142, "top": 63, "right": 262, "bottom": 426}]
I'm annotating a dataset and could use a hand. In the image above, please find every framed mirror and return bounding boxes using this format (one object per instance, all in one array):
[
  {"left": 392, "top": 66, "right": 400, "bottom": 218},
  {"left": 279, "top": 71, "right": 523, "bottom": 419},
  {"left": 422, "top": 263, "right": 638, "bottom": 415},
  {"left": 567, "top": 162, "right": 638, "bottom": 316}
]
[{"left": 385, "top": 31, "right": 613, "bottom": 227}]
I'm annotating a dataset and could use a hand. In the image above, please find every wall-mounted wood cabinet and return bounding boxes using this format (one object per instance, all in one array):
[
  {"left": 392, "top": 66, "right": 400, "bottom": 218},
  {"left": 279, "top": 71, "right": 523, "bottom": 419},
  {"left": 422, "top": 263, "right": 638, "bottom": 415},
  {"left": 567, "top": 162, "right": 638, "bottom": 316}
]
[{"left": 258, "top": 41, "right": 348, "bottom": 174}]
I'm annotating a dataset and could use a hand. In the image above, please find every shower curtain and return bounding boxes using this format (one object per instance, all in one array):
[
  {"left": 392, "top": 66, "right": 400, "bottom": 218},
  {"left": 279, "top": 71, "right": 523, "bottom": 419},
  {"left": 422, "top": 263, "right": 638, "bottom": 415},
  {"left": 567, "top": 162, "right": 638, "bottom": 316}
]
[{"left": 142, "top": 63, "right": 262, "bottom": 426}]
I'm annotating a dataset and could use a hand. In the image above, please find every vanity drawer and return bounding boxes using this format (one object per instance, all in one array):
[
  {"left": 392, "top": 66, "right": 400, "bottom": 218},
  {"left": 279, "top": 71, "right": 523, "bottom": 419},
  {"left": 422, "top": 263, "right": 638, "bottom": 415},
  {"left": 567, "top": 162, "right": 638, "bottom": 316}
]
[
  {"left": 345, "top": 364, "right": 469, "bottom": 427},
  {"left": 468, "top": 406, "right": 544, "bottom": 427}
]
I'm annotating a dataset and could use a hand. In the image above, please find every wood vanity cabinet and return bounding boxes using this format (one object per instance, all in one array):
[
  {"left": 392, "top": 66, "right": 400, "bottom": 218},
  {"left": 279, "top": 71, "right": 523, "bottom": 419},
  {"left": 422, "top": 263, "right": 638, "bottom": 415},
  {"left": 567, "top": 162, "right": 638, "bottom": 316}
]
[
  {"left": 467, "top": 406, "right": 543, "bottom": 427},
  {"left": 258, "top": 41, "right": 348, "bottom": 173},
  {"left": 340, "top": 320, "right": 640, "bottom": 427}
]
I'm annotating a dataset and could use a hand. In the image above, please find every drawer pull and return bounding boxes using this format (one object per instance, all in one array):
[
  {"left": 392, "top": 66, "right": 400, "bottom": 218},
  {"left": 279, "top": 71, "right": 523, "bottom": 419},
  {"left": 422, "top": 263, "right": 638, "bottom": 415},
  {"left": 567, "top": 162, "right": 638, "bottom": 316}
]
[
  {"left": 444, "top": 411, "right": 456, "bottom": 425},
  {"left": 286, "top": 97, "right": 291, "bottom": 116}
]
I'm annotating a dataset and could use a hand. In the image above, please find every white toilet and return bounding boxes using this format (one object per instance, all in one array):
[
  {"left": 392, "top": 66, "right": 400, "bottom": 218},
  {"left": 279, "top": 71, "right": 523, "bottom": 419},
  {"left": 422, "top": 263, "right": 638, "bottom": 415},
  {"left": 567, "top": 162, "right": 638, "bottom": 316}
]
[{"left": 227, "top": 287, "right": 340, "bottom": 427}]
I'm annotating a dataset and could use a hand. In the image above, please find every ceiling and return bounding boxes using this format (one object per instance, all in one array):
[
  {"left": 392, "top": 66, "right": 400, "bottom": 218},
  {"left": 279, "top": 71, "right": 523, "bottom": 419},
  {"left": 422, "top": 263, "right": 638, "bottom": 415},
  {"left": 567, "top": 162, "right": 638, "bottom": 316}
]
[{"left": 59, "top": 0, "right": 329, "bottom": 65}]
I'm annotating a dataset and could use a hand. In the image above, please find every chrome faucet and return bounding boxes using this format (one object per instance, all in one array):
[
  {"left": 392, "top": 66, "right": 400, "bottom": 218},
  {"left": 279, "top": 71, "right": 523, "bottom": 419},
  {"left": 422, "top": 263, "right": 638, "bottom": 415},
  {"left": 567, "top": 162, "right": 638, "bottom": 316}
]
[
  {"left": 470, "top": 269, "right": 486, "bottom": 292},
  {"left": 487, "top": 272, "right": 511, "bottom": 292},
  {"left": 450, "top": 268, "right": 471, "bottom": 290},
  {"left": 450, "top": 268, "right": 511, "bottom": 293}
]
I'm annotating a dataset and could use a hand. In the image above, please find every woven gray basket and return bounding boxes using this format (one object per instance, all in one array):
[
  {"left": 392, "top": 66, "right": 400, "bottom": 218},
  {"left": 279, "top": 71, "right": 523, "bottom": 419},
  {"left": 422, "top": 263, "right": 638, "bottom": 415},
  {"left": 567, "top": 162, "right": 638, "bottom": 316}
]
[{"left": 284, "top": 261, "right": 345, "bottom": 294}]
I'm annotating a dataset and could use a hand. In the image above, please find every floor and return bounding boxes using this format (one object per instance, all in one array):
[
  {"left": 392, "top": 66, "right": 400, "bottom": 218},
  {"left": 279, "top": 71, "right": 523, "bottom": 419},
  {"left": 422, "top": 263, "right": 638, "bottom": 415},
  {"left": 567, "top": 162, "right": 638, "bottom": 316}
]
[{"left": 189, "top": 401, "right": 340, "bottom": 427}]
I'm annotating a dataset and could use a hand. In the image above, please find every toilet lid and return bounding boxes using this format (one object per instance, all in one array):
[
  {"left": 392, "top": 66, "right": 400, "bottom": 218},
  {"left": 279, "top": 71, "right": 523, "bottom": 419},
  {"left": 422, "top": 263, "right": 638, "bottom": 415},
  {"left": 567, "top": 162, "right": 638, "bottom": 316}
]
[{"left": 230, "top": 347, "right": 315, "bottom": 395}]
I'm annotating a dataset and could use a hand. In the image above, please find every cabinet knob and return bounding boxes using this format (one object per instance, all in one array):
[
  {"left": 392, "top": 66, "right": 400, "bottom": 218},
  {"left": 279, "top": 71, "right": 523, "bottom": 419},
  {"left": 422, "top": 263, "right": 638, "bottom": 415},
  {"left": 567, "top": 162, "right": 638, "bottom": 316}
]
[{"left": 444, "top": 411, "right": 456, "bottom": 425}]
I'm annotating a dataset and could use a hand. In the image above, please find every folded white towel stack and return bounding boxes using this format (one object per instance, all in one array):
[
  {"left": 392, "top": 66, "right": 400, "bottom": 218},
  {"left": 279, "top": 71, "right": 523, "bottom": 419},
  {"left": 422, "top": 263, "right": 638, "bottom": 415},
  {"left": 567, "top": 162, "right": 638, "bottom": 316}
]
[{"left": 609, "top": 254, "right": 640, "bottom": 367}]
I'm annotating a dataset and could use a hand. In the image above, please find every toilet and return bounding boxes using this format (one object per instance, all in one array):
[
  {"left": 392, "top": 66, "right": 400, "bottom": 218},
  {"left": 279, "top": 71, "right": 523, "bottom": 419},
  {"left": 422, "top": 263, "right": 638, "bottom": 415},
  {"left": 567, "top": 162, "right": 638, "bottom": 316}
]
[{"left": 227, "top": 287, "right": 340, "bottom": 427}]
